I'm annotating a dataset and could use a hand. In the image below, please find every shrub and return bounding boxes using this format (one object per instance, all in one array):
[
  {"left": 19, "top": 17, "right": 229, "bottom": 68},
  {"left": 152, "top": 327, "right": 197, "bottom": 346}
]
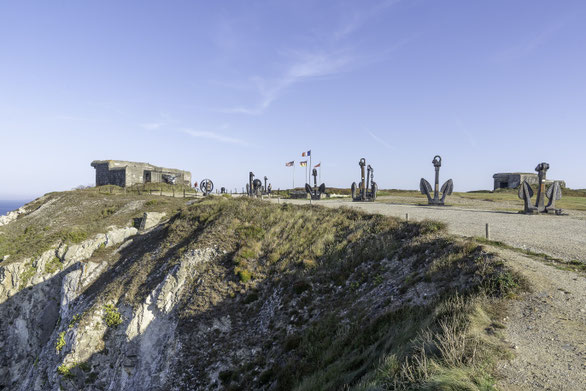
[
  {"left": 60, "top": 229, "right": 88, "bottom": 244},
  {"left": 237, "top": 269, "right": 252, "bottom": 283},
  {"left": 69, "top": 313, "right": 83, "bottom": 329},
  {"left": 19, "top": 263, "right": 37, "bottom": 289},
  {"left": 45, "top": 256, "right": 63, "bottom": 274},
  {"left": 55, "top": 331, "right": 66, "bottom": 353},
  {"left": 57, "top": 364, "right": 73, "bottom": 378},
  {"left": 103, "top": 304, "right": 123, "bottom": 327},
  {"left": 100, "top": 206, "right": 117, "bottom": 217},
  {"left": 235, "top": 225, "right": 265, "bottom": 241}
]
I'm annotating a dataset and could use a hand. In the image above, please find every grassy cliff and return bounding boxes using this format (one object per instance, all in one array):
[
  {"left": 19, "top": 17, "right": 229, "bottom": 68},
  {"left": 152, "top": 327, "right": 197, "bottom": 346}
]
[{"left": 0, "top": 192, "right": 522, "bottom": 390}]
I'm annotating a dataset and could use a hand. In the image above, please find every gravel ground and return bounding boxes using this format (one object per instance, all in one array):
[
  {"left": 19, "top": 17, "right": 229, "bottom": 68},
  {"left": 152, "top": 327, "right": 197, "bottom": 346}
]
[
  {"left": 272, "top": 197, "right": 586, "bottom": 263},
  {"left": 493, "top": 248, "right": 586, "bottom": 390}
]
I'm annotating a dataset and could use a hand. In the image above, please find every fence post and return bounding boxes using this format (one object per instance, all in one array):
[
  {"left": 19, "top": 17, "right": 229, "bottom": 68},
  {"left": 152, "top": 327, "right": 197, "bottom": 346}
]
[
  {"left": 406, "top": 213, "right": 409, "bottom": 222},
  {"left": 485, "top": 223, "right": 490, "bottom": 240},
  {"left": 160, "top": 188, "right": 162, "bottom": 196},
  {"left": 183, "top": 189, "right": 185, "bottom": 198},
  {"left": 173, "top": 188, "right": 175, "bottom": 197}
]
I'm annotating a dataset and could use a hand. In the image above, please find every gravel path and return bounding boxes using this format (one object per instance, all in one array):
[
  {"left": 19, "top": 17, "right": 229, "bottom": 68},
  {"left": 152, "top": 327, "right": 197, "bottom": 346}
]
[
  {"left": 273, "top": 198, "right": 586, "bottom": 263},
  {"left": 493, "top": 248, "right": 586, "bottom": 390}
]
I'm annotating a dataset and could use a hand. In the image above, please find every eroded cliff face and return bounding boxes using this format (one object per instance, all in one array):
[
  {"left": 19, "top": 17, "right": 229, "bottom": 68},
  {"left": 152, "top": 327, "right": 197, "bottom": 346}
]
[{"left": 0, "top": 192, "right": 516, "bottom": 391}]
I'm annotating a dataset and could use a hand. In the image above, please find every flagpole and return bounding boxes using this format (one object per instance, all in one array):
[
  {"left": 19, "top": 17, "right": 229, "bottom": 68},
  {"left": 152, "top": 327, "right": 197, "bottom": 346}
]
[{"left": 292, "top": 163, "right": 295, "bottom": 189}]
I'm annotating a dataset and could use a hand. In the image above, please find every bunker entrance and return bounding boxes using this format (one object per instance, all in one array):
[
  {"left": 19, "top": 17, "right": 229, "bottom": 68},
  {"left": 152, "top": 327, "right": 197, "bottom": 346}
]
[{"left": 144, "top": 171, "right": 152, "bottom": 183}]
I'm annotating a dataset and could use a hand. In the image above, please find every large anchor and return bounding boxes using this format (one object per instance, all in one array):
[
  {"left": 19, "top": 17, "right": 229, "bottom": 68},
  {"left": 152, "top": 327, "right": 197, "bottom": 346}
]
[
  {"left": 518, "top": 162, "right": 563, "bottom": 214},
  {"left": 351, "top": 158, "right": 377, "bottom": 202},
  {"left": 305, "top": 168, "right": 326, "bottom": 200},
  {"left": 420, "top": 155, "right": 453, "bottom": 205},
  {"left": 246, "top": 172, "right": 263, "bottom": 197}
]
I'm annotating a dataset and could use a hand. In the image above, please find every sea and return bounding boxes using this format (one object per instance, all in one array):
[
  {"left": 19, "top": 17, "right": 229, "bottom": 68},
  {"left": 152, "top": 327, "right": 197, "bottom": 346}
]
[{"left": 0, "top": 200, "right": 30, "bottom": 216}]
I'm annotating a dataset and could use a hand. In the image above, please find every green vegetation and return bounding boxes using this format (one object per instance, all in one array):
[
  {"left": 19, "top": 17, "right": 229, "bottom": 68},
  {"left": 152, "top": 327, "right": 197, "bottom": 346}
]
[
  {"left": 59, "top": 229, "right": 88, "bottom": 244},
  {"left": 0, "top": 190, "right": 188, "bottom": 263},
  {"left": 19, "top": 262, "right": 37, "bottom": 289},
  {"left": 151, "top": 197, "right": 522, "bottom": 390},
  {"left": 55, "top": 331, "right": 66, "bottom": 353},
  {"left": 6, "top": 193, "right": 528, "bottom": 390},
  {"left": 45, "top": 256, "right": 63, "bottom": 274},
  {"left": 69, "top": 313, "right": 84, "bottom": 329},
  {"left": 57, "top": 363, "right": 73, "bottom": 378},
  {"left": 56, "top": 361, "right": 90, "bottom": 379},
  {"left": 280, "top": 295, "right": 512, "bottom": 391},
  {"left": 103, "top": 304, "right": 123, "bottom": 327},
  {"left": 237, "top": 269, "right": 252, "bottom": 283},
  {"left": 100, "top": 206, "right": 118, "bottom": 217}
]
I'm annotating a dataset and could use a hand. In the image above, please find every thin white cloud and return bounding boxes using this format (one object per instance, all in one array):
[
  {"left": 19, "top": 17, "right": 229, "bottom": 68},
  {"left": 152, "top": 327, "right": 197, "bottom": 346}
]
[
  {"left": 368, "top": 131, "right": 393, "bottom": 149},
  {"left": 140, "top": 122, "right": 164, "bottom": 130},
  {"left": 222, "top": 50, "right": 353, "bottom": 115},
  {"left": 182, "top": 128, "right": 249, "bottom": 146},
  {"left": 493, "top": 21, "right": 566, "bottom": 62},
  {"left": 334, "top": 0, "right": 402, "bottom": 40},
  {"left": 218, "top": 0, "right": 404, "bottom": 116}
]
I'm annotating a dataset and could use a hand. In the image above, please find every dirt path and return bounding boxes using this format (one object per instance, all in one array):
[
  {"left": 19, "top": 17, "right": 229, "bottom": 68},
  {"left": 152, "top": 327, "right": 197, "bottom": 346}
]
[
  {"left": 490, "top": 247, "right": 586, "bottom": 390},
  {"left": 272, "top": 198, "right": 586, "bottom": 263}
]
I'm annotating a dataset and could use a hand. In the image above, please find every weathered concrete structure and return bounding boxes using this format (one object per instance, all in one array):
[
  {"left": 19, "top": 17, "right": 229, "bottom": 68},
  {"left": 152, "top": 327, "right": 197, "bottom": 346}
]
[
  {"left": 91, "top": 160, "right": 191, "bottom": 187},
  {"left": 493, "top": 173, "right": 565, "bottom": 190}
]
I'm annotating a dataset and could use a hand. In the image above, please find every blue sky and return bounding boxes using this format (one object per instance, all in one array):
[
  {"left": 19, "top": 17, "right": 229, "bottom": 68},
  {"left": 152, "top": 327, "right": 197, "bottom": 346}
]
[{"left": 1, "top": 0, "right": 585, "bottom": 199}]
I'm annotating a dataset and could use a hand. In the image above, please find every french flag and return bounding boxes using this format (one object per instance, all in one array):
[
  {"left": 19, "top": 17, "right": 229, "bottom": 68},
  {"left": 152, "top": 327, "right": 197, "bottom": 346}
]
[{"left": 301, "top": 150, "right": 311, "bottom": 157}]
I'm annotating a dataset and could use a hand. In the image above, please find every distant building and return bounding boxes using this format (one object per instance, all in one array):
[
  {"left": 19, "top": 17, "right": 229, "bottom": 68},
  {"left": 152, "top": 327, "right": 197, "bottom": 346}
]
[
  {"left": 91, "top": 160, "right": 192, "bottom": 187},
  {"left": 492, "top": 173, "right": 565, "bottom": 190}
]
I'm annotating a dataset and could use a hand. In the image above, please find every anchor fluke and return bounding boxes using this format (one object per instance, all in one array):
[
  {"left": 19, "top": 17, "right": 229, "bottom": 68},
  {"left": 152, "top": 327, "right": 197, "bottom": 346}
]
[{"left": 441, "top": 179, "right": 454, "bottom": 196}]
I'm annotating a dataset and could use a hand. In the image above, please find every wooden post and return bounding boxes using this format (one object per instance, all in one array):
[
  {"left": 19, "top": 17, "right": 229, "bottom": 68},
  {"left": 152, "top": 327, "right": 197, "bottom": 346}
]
[
  {"left": 485, "top": 223, "right": 490, "bottom": 240},
  {"left": 172, "top": 188, "right": 175, "bottom": 197},
  {"left": 183, "top": 189, "right": 185, "bottom": 198},
  {"left": 149, "top": 189, "right": 152, "bottom": 195},
  {"left": 160, "top": 188, "right": 162, "bottom": 196},
  {"left": 406, "top": 213, "right": 409, "bottom": 222}
]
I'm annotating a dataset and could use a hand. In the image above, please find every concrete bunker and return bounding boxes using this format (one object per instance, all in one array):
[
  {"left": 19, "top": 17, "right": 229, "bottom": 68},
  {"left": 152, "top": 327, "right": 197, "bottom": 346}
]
[{"left": 91, "top": 160, "right": 192, "bottom": 187}]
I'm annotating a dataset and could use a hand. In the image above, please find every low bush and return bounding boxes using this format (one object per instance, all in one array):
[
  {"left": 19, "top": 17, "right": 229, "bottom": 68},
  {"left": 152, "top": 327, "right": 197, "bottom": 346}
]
[{"left": 103, "top": 304, "right": 123, "bottom": 327}]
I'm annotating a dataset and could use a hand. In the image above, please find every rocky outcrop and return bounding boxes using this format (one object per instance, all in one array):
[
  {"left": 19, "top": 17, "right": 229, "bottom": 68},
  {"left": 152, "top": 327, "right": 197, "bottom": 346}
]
[
  {"left": 139, "top": 212, "right": 166, "bottom": 231},
  {"left": 0, "top": 225, "right": 140, "bottom": 390},
  {"left": 0, "top": 207, "right": 26, "bottom": 226}
]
